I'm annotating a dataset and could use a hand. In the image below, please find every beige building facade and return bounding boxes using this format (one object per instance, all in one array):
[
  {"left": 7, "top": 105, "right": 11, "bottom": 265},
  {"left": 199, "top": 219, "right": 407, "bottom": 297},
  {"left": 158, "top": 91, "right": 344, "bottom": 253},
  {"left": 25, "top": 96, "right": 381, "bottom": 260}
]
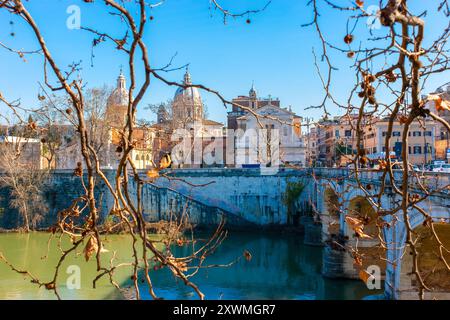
[
  {"left": 364, "top": 118, "right": 436, "bottom": 165},
  {"left": 315, "top": 113, "right": 437, "bottom": 167},
  {"left": 424, "top": 83, "right": 450, "bottom": 162}
]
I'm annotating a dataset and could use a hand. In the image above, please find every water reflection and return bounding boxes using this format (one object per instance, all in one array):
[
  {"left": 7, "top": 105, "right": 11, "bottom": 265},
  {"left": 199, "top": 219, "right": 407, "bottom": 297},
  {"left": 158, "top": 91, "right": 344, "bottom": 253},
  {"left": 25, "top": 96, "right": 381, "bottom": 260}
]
[
  {"left": 0, "top": 232, "right": 381, "bottom": 300},
  {"left": 0, "top": 232, "right": 137, "bottom": 300},
  {"left": 140, "top": 232, "right": 380, "bottom": 300}
]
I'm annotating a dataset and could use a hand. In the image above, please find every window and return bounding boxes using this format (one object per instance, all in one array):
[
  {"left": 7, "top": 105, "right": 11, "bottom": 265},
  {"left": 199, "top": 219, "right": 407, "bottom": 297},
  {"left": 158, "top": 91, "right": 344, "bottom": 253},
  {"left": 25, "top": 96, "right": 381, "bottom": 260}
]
[
  {"left": 345, "top": 130, "right": 352, "bottom": 137},
  {"left": 413, "top": 146, "right": 422, "bottom": 154},
  {"left": 393, "top": 131, "right": 401, "bottom": 137},
  {"left": 424, "top": 131, "right": 432, "bottom": 137},
  {"left": 335, "top": 130, "right": 340, "bottom": 138},
  {"left": 413, "top": 131, "right": 421, "bottom": 137},
  {"left": 372, "top": 147, "right": 377, "bottom": 154}
]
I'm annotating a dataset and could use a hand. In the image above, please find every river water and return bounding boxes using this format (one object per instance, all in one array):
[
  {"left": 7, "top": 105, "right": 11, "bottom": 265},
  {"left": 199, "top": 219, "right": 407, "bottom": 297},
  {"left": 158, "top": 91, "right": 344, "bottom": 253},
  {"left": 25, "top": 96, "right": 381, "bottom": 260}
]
[{"left": 0, "top": 232, "right": 381, "bottom": 300}]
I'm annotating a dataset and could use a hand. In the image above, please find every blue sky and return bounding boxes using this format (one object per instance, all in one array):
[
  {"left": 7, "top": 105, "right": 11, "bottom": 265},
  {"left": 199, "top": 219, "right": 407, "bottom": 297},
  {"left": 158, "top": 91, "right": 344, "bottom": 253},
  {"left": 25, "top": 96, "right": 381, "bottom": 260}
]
[{"left": 0, "top": 0, "right": 449, "bottom": 124}]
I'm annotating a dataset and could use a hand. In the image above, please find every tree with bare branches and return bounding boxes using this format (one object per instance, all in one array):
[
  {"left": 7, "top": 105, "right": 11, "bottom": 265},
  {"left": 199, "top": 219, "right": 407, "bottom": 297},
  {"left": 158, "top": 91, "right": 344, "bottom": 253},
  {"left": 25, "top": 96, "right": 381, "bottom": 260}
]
[
  {"left": 0, "top": 134, "right": 48, "bottom": 231},
  {"left": 0, "top": 0, "right": 269, "bottom": 300}
]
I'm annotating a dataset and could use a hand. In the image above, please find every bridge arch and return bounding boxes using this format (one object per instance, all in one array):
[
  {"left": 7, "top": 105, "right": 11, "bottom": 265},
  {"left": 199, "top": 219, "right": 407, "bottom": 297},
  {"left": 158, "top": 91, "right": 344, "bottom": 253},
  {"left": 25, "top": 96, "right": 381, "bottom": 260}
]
[
  {"left": 387, "top": 200, "right": 450, "bottom": 299},
  {"left": 397, "top": 222, "right": 450, "bottom": 299},
  {"left": 346, "top": 195, "right": 379, "bottom": 241}
]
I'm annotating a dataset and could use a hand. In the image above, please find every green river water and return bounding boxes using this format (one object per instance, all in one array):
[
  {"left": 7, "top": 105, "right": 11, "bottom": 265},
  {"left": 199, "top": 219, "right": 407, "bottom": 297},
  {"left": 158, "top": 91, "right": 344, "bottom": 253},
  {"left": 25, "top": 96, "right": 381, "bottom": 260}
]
[{"left": 0, "top": 232, "right": 382, "bottom": 300}]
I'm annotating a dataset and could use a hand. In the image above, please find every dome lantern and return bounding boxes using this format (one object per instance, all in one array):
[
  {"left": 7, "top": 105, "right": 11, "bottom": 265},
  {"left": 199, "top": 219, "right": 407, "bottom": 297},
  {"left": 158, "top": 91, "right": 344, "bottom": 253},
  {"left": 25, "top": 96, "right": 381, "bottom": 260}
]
[
  {"left": 172, "top": 67, "right": 203, "bottom": 125},
  {"left": 108, "top": 69, "right": 130, "bottom": 107},
  {"left": 183, "top": 66, "right": 192, "bottom": 85}
]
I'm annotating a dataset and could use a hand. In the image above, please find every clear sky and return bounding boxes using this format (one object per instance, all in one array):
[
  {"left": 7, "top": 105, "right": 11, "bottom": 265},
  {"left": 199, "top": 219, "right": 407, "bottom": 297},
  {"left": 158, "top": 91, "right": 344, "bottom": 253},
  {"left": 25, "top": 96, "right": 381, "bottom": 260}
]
[{"left": 0, "top": 0, "right": 448, "bottom": 124}]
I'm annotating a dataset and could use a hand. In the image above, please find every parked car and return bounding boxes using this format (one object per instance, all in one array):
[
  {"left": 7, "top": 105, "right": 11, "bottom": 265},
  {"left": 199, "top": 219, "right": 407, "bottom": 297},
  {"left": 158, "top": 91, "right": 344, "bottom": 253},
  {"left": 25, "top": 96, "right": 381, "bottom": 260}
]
[
  {"left": 387, "top": 163, "right": 422, "bottom": 172},
  {"left": 431, "top": 164, "right": 450, "bottom": 173}
]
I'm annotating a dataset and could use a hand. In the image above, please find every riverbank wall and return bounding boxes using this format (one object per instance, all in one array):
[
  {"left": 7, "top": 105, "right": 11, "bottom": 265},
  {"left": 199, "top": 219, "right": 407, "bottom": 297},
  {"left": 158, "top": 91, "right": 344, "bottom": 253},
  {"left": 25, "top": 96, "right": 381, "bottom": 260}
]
[{"left": 0, "top": 168, "right": 315, "bottom": 230}]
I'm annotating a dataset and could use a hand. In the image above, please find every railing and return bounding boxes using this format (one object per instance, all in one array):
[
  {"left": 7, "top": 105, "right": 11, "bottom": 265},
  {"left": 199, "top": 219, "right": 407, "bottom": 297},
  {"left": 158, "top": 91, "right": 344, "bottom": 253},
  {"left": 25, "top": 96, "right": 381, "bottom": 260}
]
[{"left": 312, "top": 167, "right": 450, "bottom": 196}]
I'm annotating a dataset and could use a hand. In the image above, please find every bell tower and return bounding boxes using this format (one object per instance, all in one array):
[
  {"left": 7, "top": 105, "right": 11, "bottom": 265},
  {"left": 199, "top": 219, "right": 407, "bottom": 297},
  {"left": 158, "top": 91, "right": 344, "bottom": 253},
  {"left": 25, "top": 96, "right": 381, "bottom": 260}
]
[{"left": 106, "top": 69, "right": 129, "bottom": 128}]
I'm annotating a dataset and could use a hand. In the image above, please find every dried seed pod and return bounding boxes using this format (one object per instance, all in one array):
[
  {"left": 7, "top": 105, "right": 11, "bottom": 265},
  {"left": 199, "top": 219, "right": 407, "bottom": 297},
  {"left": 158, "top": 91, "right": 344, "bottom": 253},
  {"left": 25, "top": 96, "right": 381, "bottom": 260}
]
[
  {"left": 344, "top": 34, "right": 354, "bottom": 44},
  {"left": 385, "top": 72, "right": 397, "bottom": 83},
  {"left": 73, "top": 162, "right": 83, "bottom": 177},
  {"left": 380, "top": 8, "right": 395, "bottom": 26}
]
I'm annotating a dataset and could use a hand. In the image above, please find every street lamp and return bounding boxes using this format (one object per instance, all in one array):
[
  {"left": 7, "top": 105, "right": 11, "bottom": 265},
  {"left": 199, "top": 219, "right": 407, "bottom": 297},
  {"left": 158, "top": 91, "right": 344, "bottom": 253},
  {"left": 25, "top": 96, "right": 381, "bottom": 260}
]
[{"left": 303, "top": 117, "right": 313, "bottom": 167}]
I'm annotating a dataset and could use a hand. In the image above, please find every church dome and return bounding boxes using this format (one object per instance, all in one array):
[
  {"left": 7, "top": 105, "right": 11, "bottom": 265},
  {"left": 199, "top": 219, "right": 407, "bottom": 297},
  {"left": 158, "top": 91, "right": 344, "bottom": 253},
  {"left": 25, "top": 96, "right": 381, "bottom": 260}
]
[
  {"left": 108, "top": 71, "right": 129, "bottom": 107},
  {"left": 174, "top": 69, "right": 202, "bottom": 104}
]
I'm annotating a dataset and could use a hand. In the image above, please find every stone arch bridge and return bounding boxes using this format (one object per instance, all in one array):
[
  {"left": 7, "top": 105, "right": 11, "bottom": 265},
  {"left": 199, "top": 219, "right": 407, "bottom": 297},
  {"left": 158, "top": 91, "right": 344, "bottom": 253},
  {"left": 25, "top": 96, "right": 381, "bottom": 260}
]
[{"left": 311, "top": 168, "right": 450, "bottom": 300}]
